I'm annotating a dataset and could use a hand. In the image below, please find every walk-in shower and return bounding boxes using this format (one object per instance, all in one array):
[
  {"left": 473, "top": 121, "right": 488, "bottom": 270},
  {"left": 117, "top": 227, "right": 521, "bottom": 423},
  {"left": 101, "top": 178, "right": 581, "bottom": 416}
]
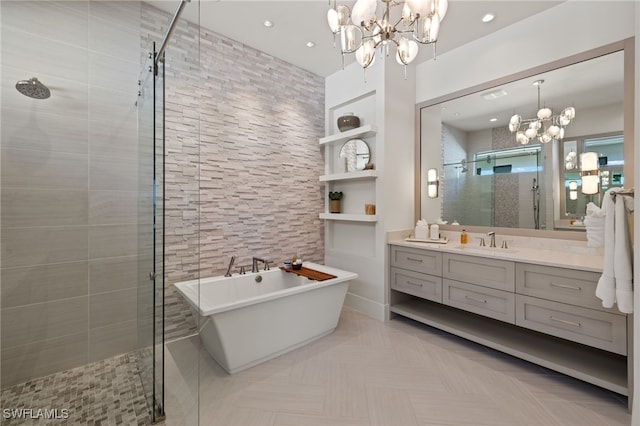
[{"left": 15, "top": 77, "right": 50, "bottom": 99}]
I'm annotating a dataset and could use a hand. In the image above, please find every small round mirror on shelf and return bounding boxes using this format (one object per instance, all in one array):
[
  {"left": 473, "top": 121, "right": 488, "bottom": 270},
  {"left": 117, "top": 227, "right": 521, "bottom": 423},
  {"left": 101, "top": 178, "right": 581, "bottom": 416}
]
[{"left": 339, "top": 138, "right": 371, "bottom": 171}]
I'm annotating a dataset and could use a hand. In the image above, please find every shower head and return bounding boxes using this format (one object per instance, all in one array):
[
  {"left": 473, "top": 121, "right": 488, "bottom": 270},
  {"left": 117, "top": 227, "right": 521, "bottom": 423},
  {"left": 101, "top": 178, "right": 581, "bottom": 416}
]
[{"left": 15, "top": 77, "right": 50, "bottom": 99}]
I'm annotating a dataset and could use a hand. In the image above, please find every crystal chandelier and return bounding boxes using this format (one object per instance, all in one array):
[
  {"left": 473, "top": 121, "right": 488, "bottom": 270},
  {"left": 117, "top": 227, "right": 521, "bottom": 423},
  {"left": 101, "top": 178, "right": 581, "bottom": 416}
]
[
  {"left": 327, "top": 0, "right": 448, "bottom": 70},
  {"left": 508, "top": 80, "right": 576, "bottom": 145}
]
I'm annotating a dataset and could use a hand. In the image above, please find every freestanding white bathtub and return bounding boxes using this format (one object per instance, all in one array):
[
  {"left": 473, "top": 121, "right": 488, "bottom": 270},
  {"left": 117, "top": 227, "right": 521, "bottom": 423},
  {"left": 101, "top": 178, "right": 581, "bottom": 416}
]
[{"left": 174, "top": 262, "right": 357, "bottom": 374}]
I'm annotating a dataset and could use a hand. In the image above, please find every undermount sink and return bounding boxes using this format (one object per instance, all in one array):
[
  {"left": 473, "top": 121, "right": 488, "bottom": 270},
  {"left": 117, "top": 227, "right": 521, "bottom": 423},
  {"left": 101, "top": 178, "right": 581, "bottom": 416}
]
[{"left": 451, "top": 244, "right": 519, "bottom": 255}]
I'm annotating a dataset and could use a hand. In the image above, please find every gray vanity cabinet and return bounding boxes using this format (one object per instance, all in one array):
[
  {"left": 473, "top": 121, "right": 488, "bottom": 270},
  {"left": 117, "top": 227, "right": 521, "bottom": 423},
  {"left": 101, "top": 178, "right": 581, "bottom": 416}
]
[
  {"left": 389, "top": 243, "right": 629, "bottom": 397},
  {"left": 515, "top": 263, "right": 627, "bottom": 355}
]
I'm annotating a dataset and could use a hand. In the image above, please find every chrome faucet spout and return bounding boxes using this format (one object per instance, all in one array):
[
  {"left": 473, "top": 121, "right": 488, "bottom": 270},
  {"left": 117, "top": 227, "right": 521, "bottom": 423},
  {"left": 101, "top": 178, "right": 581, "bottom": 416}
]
[
  {"left": 252, "top": 257, "right": 269, "bottom": 273},
  {"left": 225, "top": 256, "right": 236, "bottom": 277},
  {"left": 487, "top": 232, "right": 496, "bottom": 248}
]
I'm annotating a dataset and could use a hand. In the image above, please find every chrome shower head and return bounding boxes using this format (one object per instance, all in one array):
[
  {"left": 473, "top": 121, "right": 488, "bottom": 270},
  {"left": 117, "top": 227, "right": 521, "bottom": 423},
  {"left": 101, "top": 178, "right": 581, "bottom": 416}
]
[{"left": 15, "top": 77, "right": 50, "bottom": 99}]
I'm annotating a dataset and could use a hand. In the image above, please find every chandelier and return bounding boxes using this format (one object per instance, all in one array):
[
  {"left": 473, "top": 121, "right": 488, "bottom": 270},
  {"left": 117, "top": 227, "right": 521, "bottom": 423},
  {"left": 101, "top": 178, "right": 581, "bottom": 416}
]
[
  {"left": 327, "top": 0, "right": 448, "bottom": 70},
  {"left": 508, "top": 79, "right": 576, "bottom": 145}
]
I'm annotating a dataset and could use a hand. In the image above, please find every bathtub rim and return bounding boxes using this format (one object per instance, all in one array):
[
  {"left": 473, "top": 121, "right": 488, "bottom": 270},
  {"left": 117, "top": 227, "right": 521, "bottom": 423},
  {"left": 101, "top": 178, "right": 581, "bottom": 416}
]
[{"left": 174, "top": 262, "right": 357, "bottom": 317}]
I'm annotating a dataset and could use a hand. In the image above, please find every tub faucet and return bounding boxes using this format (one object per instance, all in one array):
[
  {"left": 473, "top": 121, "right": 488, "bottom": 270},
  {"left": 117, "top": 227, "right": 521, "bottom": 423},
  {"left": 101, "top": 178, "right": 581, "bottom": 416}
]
[
  {"left": 487, "top": 231, "right": 496, "bottom": 248},
  {"left": 252, "top": 257, "right": 270, "bottom": 273},
  {"left": 224, "top": 256, "right": 235, "bottom": 277}
]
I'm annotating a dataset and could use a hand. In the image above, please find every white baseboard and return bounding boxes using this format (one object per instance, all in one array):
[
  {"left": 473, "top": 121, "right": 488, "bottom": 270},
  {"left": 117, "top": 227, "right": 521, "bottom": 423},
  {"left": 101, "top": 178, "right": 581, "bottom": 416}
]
[{"left": 344, "top": 292, "right": 388, "bottom": 321}]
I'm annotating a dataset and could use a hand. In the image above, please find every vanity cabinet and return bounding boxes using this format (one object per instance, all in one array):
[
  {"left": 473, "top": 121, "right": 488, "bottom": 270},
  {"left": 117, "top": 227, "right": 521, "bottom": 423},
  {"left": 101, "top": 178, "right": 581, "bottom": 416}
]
[
  {"left": 515, "top": 263, "right": 627, "bottom": 355},
  {"left": 389, "top": 243, "right": 629, "bottom": 397}
]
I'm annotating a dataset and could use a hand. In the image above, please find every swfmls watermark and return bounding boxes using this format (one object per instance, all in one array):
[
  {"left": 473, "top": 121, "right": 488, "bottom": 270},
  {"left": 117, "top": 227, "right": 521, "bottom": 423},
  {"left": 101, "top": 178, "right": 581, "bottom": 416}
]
[{"left": 2, "top": 408, "right": 70, "bottom": 420}]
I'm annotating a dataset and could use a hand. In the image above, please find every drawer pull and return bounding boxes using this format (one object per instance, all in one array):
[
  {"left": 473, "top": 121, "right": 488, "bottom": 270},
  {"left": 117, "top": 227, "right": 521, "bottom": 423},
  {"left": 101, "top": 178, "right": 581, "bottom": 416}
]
[
  {"left": 406, "top": 257, "right": 424, "bottom": 263},
  {"left": 405, "top": 280, "right": 423, "bottom": 288},
  {"left": 549, "top": 316, "right": 582, "bottom": 328},
  {"left": 550, "top": 282, "right": 582, "bottom": 291},
  {"left": 465, "top": 295, "right": 487, "bottom": 304}
]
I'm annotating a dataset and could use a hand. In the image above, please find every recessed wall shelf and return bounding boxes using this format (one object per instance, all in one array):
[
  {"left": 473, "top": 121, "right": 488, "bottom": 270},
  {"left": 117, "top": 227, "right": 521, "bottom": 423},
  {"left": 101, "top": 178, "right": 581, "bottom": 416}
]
[
  {"left": 319, "top": 124, "right": 377, "bottom": 146},
  {"left": 319, "top": 170, "right": 378, "bottom": 182},
  {"left": 319, "top": 213, "right": 377, "bottom": 222}
]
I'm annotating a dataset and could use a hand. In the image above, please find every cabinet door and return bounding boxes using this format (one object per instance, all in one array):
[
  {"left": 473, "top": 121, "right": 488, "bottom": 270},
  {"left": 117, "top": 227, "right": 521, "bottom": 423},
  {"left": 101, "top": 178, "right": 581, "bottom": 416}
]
[
  {"left": 391, "top": 267, "right": 442, "bottom": 303},
  {"left": 516, "top": 263, "right": 612, "bottom": 312},
  {"left": 516, "top": 295, "right": 627, "bottom": 355},
  {"left": 390, "top": 246, "right": 442, "bottom": 275},
  {"left": 443, "top": 253, "right": 515, "bottom": 291},
  {"left": 443, "top": 279, "right": 515, "bottom": 324}
]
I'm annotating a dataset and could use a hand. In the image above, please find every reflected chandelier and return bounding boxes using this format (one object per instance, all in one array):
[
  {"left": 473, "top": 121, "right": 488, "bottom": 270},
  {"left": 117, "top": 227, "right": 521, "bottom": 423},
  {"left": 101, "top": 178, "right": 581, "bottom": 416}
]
[
  {"left": 508, "top": 79, "right": 576, "bottom": 145},
  {"left": 327, "top": 0, "right": 448, "bottom": 70}
]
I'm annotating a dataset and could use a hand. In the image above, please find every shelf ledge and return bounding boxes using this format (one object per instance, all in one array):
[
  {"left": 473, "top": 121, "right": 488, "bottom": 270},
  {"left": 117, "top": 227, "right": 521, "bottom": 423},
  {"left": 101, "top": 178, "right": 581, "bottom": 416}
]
[
  {"left": 319, "top": 213, "right": 377, "bottom": 222},
  {"left": 319, "top": 124, "right": 377, "bottom": 145},
  {"left": 320, "top": 170, "right": 378, "bottom": 182}
]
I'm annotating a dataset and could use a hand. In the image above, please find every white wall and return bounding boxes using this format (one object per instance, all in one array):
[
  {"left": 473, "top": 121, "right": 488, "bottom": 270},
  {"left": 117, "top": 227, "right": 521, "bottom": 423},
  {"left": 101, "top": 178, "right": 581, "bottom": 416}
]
[{"left": 416, "top": 2, "right": 636, "bottom": 104}]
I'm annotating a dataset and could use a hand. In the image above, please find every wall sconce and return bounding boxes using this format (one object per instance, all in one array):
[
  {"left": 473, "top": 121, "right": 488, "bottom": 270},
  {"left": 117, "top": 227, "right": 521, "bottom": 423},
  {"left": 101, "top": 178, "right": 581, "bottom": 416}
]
[
  {"left": 569, "top": 180, "right": 578, "bottom": 200},
  {"left": 580, "top": 152, "right": 599, "bottom": 195},
  {"left": 427, "top": 168, "right": 439, "bottom": 198}
]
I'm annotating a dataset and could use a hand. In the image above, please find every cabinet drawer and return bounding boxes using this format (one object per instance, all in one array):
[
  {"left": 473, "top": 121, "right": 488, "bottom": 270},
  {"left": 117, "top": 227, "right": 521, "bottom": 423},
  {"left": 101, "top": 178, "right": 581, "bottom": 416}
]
[
  {"left": 391, "top": 267, "right": 442, "bottom": 303},
  {"left": 443, "top": 253, "right": 515, "bottom": 291},
  {"left": 390, "top": 246, "right": 441, "bottom": 275},
  {"left": 516, "top": 264, "right": 607, "bottom": 312},
  {"left": 516, "top": 295, "right": 627, "bottom": 355},
  {"left": 443, "top": 279, "right": 515, "bottom": 324}
]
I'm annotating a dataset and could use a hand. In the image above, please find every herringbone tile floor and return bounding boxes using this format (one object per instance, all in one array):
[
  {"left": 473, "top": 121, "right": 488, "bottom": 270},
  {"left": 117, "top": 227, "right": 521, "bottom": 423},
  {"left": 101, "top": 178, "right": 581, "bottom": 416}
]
[{"left": 164, "top": 307, "right": 630, "bottom": 426}]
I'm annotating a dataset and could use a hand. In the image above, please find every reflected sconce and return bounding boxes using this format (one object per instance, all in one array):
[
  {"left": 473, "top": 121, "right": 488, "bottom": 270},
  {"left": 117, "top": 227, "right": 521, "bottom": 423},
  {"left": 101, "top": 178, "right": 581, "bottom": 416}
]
[
  {"left": 569, "top": 181, "right": 578, "bottom": 200},
  {"left": 580, "top": 152, "right": 599, "bottom": 195},
  {"left": 427, "top": 168, "right": 439, "bottom": 198}
]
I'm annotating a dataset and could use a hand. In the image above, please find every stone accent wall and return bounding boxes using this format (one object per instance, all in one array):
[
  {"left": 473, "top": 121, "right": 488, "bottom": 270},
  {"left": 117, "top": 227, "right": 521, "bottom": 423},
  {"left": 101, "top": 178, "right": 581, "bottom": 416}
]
[{"left": 142, "top": 5, "right": 325, "bottom": 285}]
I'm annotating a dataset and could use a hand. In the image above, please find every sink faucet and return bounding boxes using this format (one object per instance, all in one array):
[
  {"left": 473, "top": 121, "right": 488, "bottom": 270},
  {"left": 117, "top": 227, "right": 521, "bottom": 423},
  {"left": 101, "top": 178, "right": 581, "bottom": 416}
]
[
  {"left": 224, "top": 255, "right": 236, "bottom": 277},
  {"left": 252, "top": 257, "right": 270, "bottom": 273},
  {"left": 487, "top": 231, "right": 496, "bottom": 248}
]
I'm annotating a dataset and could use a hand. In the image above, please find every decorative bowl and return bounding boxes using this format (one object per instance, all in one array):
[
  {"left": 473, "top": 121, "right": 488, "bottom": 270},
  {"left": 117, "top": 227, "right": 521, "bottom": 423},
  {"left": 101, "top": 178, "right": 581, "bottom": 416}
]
[
  {"left": 292, "top": 263, "right": 303, "bottom": 270},
  {"left": 337, "top": 113, "right": 360, "bottom": 132}
]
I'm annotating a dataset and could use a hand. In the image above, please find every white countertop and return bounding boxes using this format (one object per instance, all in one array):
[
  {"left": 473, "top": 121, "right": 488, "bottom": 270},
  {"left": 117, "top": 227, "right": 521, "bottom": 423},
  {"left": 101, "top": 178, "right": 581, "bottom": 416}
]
[{"left": 389, "top": 232, "right": 604, "bottom": 273}]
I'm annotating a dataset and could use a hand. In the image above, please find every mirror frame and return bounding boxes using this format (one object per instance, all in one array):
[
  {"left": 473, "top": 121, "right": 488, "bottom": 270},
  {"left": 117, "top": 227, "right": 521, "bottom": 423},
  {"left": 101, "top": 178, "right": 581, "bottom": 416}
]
[{"left": 414, "top": 38, "right": 635, "bottom": 237}]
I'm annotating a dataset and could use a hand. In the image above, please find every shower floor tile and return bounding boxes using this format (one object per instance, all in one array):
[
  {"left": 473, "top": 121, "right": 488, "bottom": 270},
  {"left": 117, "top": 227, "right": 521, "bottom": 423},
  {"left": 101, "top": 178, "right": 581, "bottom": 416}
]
[{"left": 0, "top": 352, "right": 151, "bottom": 425}]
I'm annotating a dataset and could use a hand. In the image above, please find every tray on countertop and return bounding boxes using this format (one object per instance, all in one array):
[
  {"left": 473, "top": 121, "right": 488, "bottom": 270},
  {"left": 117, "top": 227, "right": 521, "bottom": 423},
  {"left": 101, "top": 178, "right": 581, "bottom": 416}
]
[
  {"left": 279, "top": 266, "right": 337, "bottom": 281},
  {"left": 405, "top": 237, "right": 449, "bottom": 244}
]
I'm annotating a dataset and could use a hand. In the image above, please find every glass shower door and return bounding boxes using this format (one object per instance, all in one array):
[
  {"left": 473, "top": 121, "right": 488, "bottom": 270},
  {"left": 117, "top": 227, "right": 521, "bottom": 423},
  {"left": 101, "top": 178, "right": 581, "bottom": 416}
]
[{"left": 137, "top": 43, "right": 165, "bottom": 422}]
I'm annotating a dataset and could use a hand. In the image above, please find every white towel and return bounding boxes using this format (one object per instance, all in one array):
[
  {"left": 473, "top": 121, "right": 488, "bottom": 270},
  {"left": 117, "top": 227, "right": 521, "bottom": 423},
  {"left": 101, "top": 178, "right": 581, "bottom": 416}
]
[
  {"left": 584, "top": 202, "right": 605, "bottom": 248},
  {"left": 595, "top": 188, "right": 634, "bottom": 313},
  {"left": 596, "top": 189, "right": 616, "bottom": 308},
  {"left": 614, "top": 193, "right": 633, "bottom": 313}
]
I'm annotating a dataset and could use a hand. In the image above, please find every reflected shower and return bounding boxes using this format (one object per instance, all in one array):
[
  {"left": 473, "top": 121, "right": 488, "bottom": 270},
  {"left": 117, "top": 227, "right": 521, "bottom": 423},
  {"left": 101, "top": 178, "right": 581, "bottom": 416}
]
[{"left": 15, "top": 77, "right": 50, "bottom": 99}]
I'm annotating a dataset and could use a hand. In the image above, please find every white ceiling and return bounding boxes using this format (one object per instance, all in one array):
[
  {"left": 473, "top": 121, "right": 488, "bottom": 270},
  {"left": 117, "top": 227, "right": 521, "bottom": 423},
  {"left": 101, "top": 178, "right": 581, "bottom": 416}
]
[{"left": 153, "top": 0, "right": 564, "bottom": 77}]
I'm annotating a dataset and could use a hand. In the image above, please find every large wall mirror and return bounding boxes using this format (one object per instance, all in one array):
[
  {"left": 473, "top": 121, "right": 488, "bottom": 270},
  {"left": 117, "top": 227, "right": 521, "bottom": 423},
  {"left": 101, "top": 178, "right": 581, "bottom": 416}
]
[{"left": 417, "top": 39, "right": 634, "bottom": 232}]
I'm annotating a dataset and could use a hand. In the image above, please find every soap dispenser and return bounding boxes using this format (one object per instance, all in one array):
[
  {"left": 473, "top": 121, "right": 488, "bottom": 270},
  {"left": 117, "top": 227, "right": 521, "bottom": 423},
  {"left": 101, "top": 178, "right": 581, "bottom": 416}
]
[{"left": 460, "top": 229, "right": 468, "bottom": 244}]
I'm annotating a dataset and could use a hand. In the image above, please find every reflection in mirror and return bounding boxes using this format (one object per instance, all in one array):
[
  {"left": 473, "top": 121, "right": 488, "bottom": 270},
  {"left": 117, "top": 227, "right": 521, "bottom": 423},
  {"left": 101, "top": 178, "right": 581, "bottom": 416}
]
[
  {"left": 560, "top": 134, "right": 624, "bottom": 223},
  {"left": 419, "top": 48, "right": 626, "bottom": 231},
  {"left": 340, "top": 138, "right": 371, "bottom": 171}
]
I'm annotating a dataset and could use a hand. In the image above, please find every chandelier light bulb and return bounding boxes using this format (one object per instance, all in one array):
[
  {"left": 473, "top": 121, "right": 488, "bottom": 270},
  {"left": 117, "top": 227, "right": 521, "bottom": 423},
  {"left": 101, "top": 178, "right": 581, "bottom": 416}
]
[
  {"left": 547, "top": 125, "right": 560, "bottom": 137},
  {"left": 435, "top": 0, "right": 448, "bottom": 20},
  {"left": 340, "top": 25, "right": 359, "bottom": 53},
  {"left": 327, "top": 9, "right": 339, "bottom": 33},
  {"left": 537, "top": 107, "right": 552, "bottom": 120},
  {"left": 516, "top": 132, "right": 529, "bottom": 145},
  {"left": 406, "top": 0, "right": 432, "bottom": 17},
  {"left": 396, "top": 38, "right": 419, "bottom": 65},
  {"left": 540, "top": 133, "right": 552, "bottom": 144},
  {"left": 562, "top": 106, "right": 576, "bottom": 120},
  {"left": 566, "top": 161, "right": 575, "bottom": 170},
  {"left": 356, "top": 40, "right": 376, "bottom": 68},
  {"left": 351, "top": 0, "right": 376, "bottom": 28},
  {"left": 337, "top": 5, "right": 350, "bottom": 26},
  {"left": 524, "top": 128, "right": 537, "bottom": 139}
]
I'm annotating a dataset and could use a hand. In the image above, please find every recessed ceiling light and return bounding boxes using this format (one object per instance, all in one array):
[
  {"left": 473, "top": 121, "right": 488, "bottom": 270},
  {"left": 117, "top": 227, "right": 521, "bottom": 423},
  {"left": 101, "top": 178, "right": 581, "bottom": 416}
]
[
  {"left": 306, "top": 41, "right": 315, "bottom": 48},
  {"left": 489, "top": 118, "right": 498, "bottom": 122},
  {"left": 481, "top": 89, "right": 507, "bottom": 100},
  {"left": 263, "top": 20, "right": 274, "bottom": 28},
  {"left": 482, "top": 13, "right": 495, "bottom": 23}
]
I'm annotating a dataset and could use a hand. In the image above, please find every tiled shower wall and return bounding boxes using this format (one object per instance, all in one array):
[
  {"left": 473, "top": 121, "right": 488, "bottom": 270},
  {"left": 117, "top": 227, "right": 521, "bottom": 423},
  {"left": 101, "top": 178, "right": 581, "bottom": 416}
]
[
  {"left": 0, "top": 1, "right": 142, "bottom": 387},
  {"left": 142, "top": 4, "right": 325, "bottom": 286}
]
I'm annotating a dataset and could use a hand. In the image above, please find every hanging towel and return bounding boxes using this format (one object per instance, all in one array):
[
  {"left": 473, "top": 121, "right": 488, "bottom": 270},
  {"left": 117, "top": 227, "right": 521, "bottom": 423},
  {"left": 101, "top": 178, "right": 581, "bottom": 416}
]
[
  {"left": 595, "top": 189, "right": 616, "bottom": 308},
  {"left": 595, "top": 188, "right": 634, "bottom": 313},
  {"left": 613, "top": 192, "right": 633, "bottom": 313}
]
